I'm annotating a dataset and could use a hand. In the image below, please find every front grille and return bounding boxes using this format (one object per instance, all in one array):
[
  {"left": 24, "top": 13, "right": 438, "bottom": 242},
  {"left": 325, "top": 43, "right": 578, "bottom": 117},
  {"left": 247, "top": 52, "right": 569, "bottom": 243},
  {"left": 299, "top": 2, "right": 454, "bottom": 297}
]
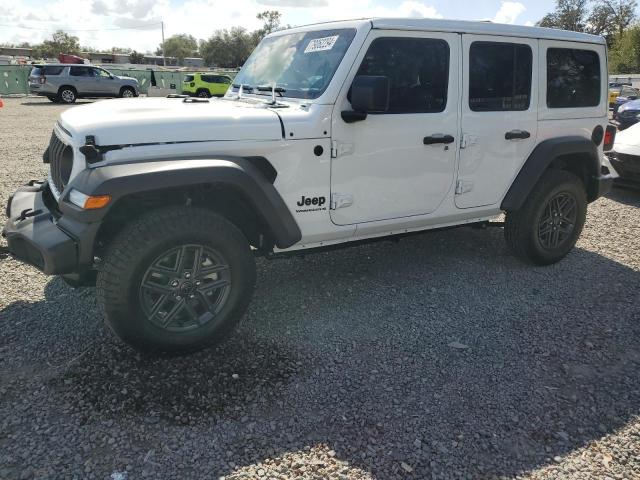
[{"left": 47, "top": 131, "right": 73, "bottom": 196}]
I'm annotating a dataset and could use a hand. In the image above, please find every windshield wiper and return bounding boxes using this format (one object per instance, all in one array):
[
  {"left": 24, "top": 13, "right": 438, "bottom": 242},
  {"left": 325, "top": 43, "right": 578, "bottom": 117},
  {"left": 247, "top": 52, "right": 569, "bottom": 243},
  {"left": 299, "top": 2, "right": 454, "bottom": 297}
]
[
  {"left": 255, "top": 84, "right": 289, "bottom": 107},
  {"left": 257, "top": 85, "right": 286, "bottom": 96},
  {"left": 231, "top": 83, "right": 254, "bottom": 98}
]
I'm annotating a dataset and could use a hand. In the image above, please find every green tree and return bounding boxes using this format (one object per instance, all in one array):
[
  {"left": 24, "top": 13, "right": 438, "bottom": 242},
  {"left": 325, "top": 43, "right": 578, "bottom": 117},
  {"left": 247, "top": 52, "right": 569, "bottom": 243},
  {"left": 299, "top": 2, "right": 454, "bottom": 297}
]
[
  {"left": 587, "top": 3, "right": 614, "bottom": 36},
  {"left": 599, "top": 0, "right": 637, "bottom": 36},
  {"left": 609, "top": 25, "right": 640, "bottom": 73},
  {"left": 255, "top": 10, "right": 283, "bottom": 37},
  {"left": 200, "top": 27, "right": 255, "bottom": 68},
  {"left": 157, "top": 34, "right": 198, "bottom": 64},
  {"left": 538, "top": 0, "right": 637, "bottom": 39},
  {"left": 538, "top": 0, "right": 590, "bottom": 32},
  {"left": 129, "top": 50, "right": 145, "bottom": 64},
  {"left": 32, "top": 30, "right": 81, "bottom": 59}
]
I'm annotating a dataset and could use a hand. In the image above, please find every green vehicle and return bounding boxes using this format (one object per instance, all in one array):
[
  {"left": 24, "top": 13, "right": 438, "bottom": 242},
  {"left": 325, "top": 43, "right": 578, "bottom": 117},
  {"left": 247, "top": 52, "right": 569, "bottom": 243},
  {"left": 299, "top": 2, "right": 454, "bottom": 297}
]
[{"left": 182, "top": 73, "right": 233, "bottom": 98}]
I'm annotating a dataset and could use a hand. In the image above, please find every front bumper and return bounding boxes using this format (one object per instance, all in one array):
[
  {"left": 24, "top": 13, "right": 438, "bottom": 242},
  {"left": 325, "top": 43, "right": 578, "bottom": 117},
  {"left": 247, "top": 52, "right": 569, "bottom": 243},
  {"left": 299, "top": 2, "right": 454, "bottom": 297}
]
[{"left": 2, "top": 181, "right": 98, "bottom": 275}]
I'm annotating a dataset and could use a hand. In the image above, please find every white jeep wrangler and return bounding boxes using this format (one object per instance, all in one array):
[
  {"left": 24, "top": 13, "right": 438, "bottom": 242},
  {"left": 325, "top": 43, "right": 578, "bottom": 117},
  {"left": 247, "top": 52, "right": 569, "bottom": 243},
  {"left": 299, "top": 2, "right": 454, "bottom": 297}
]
[{"left": 4, "top": 18, "right": 617, "bottom": 353}]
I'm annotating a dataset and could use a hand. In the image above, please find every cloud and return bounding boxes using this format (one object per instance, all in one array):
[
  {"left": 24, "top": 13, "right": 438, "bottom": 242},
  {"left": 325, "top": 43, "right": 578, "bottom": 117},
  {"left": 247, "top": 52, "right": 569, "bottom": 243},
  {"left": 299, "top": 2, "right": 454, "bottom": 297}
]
[
  {"left": 0, "top": 0, "right": 442, "bottom": 52},
  {"left": 91, "top": 0, "right": 110, "bottom": 15},
  {"left": 493, "top": 1, "right": 526, "bottom": 25},
  {"left": 257, "top": 0, "right": 328, "bottom": 6}
]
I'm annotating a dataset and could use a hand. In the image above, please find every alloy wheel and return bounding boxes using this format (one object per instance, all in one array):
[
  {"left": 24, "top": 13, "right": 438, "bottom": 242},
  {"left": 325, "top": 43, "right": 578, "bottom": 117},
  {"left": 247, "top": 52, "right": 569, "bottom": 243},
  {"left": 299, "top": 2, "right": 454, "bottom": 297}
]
[
  {"left": 139, "top": 244, "right": 231, "bottom": 333},
  {"left": 537, "top": 192, "right": 578, "bottom": 250},
  {"left": 60, "top": 89, "right": 75, "bottom": 103}
]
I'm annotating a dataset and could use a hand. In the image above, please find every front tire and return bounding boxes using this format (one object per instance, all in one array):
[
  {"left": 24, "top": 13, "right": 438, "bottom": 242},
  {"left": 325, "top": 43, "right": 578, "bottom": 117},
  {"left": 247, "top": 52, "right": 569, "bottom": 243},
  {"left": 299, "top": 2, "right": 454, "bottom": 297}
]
[
  {"left": 504, "top": 169, "right": 587, "bottom": 265},
  {"left": 46, "top": 95, "right": 59, "bottom": 103},
  {"left": 119, "top": 87, "right": 136, "bottom": 98},
  {"left": 96, "top": 207, "right": 256, "bottom": 353}
]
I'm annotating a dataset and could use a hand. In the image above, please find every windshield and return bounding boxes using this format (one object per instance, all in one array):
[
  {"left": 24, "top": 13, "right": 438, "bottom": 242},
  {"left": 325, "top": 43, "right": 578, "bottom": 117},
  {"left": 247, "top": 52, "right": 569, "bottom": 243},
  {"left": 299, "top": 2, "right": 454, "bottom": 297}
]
[{"left": 231, "top": 28, "right": 356, "bottom": 100}]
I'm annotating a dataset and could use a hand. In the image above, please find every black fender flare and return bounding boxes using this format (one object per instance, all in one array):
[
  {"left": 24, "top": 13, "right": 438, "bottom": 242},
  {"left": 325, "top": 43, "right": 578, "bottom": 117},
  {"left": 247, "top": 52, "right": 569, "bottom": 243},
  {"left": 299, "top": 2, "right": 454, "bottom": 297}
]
[
  {"left": 60, "top": 156, "right": 302, "bottom": 249},
  {"left": 501, "top": 136, "right": 600, "bottom": 211}
]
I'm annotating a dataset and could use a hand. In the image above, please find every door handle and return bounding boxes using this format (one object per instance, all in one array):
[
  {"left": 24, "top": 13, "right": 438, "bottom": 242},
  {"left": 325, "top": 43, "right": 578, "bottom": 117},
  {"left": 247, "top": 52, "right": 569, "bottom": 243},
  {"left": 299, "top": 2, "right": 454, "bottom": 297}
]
[
  {"left": 505, "top": 130, "right": 531, "bottom": 140},
  {"left": 424, "top": 134, "right": 455, "bottom": 145}
]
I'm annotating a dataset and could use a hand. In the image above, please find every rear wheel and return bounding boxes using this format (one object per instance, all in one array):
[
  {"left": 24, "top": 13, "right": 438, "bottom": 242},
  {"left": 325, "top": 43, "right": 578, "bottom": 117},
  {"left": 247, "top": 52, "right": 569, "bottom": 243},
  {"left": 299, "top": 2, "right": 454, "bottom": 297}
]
[
  {"left": 58, "top": 87, "right": 76, "bottom": 104},
  {"left": 96, "top": 207, "right": 256, "bottom": 353},
  {"left": 504, "top": 169, "right": 587, "bottom": 265},
  {"left": 196, "top": 89, "right": 211, "bottom": 98}
]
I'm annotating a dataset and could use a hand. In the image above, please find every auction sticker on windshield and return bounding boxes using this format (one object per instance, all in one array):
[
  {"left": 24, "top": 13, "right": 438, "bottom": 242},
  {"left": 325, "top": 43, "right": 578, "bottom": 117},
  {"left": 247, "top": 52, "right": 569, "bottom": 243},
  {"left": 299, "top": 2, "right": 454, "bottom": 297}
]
[{"left": 304, "top": 35, "right": 339, "bottom": 53}]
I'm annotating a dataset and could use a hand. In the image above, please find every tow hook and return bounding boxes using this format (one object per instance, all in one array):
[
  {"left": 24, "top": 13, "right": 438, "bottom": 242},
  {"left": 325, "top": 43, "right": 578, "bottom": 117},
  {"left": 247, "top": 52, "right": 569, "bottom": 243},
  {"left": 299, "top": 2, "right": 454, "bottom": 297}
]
[{"left": 16, "top": 208, "right": 42, "bottom": 222}]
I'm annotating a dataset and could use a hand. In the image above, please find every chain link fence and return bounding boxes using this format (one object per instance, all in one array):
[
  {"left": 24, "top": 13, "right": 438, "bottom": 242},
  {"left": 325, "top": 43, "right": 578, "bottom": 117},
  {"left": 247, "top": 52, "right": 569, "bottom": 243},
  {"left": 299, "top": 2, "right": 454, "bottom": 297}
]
[{"left": 0, "top": 65, "right": 237, "bottom": 96}]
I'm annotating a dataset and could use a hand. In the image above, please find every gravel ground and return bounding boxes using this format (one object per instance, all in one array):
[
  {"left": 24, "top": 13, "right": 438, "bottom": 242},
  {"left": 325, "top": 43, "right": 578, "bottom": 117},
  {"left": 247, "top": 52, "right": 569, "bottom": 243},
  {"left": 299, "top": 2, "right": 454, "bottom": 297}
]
[{"left": 1, "top": 96, "right": 639, "bottom": 480}]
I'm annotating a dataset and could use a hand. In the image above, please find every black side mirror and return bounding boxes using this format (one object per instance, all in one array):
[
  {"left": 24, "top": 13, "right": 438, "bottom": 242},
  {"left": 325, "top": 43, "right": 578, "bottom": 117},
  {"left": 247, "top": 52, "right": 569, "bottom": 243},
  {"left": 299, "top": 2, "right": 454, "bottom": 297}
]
[{"left": 342, "top": 75, "right": 390, "bottom": 123}]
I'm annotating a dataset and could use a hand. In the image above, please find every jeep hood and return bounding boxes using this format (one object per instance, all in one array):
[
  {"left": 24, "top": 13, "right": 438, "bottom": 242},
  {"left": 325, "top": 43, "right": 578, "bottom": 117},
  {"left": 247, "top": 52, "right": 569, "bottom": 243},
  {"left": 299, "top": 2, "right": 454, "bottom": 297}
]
[{"left": 59, "top": 97, "right": 284, "bottom": 145}]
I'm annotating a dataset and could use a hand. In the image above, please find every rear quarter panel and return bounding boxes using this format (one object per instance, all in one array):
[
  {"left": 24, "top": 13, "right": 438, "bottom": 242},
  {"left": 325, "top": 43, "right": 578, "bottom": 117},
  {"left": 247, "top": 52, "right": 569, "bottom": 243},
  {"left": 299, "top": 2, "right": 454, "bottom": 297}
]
[{"left": 536, "top": 40, "right": 608, "bottom": 165}]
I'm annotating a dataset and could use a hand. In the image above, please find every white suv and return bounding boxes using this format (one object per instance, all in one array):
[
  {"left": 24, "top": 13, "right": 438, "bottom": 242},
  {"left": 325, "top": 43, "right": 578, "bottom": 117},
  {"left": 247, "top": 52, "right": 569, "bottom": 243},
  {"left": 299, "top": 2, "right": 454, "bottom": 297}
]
[{"left": 4, "top": 18, "right": 617, "bottom": 353}]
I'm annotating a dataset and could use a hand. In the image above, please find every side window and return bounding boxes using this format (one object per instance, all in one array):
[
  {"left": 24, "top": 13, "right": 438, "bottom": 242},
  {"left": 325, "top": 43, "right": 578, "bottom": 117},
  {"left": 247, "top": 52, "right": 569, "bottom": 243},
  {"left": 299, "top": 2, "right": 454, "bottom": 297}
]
[
  {"left": 355, "top": 37, "right": 449, "bottom": 114},
  {"left": 469, "top": 42, "right": 532, "bottom": 112},
  {"left": 547, "top": 48, "right": 600, "bottom": 108},
  {"left": 70, "top": 67, "right": 94, "bottom": 77},
  {"left": 201, "top": 75, "right": 215, "bottom": 83},
  {"left": 93, "top": 68, "right": 111, "bottom": 78}
]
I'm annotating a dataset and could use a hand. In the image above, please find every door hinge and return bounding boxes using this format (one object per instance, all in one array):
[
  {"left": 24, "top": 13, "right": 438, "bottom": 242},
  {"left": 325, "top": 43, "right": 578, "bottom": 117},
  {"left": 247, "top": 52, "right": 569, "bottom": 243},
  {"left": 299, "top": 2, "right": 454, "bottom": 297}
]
[
  {"left": 331, "top": 141, "right": 354, "bottom": 158},
  {"left": 460, "top": 134, "right": 479, "bottom": 149},
  {"left": 330, "top": 193, "right": 353, "bottom": 210},
  {"left": 455, "top": 180, "right": 473, "bottom": 195}
]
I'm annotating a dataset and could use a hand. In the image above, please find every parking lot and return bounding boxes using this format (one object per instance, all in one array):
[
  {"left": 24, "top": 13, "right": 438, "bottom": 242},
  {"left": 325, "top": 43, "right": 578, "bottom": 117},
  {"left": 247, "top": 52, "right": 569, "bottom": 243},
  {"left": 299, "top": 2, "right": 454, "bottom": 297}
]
[{"left": 0, "top": 96, "right": 639, "bottom": 480}]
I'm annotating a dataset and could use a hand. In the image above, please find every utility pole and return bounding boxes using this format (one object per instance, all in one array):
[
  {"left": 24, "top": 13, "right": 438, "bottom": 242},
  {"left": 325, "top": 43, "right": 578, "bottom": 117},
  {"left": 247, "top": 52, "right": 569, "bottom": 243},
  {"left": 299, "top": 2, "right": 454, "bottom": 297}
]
[{"left": 161, "top": 20, "right": 166, "bottom": 67}]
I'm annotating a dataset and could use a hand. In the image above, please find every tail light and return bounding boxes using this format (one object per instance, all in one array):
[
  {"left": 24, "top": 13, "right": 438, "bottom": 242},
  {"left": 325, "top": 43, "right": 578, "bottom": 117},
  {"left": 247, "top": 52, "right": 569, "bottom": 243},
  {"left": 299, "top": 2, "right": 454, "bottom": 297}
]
[
  {"left": 604, "top": 124, "right": 616, "bottom": 151},
  {"left": 39, "top": 76, "right": 46, "bottom": 84}
]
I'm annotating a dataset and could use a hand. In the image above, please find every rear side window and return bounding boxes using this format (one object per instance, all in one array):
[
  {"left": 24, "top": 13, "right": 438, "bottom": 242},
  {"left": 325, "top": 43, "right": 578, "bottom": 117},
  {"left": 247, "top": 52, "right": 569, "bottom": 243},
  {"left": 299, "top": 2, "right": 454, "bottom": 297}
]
[
  {"left": 355, "top": 37, "right": 449, "bottom": 114},
  {"left": 469, "top": 42, "right": 532, "bottom": 112},
  {"left": 184, "top": 75, "right": 194, "bottom": 82},
  {"left": 547, "top": 48, "right": 601, "bottom": 108},
  {"left": 31, "top": 66, "right": 64, "bottom": 76},
  {"left": 44, "top": 66, "right": 64, "bottom": 75},
  {"left": 201, "top": 75, "right": 217, "bottom": 83}
]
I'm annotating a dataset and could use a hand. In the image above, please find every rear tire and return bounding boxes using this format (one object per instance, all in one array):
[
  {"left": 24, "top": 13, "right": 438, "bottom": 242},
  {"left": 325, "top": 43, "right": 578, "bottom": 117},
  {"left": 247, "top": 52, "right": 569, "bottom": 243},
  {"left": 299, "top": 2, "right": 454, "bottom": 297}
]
[
  {"left": 96, "top": 207, "right": 256, "bottom": 353},
  {"left": 504, "top": 169, "right": 587, "bottom": 265},
  {"left": 196, "top": 89, "right": 211, "bottom": 98},
  {"left": 58, "top": 87, "right": 76, "bottom": 104}
]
